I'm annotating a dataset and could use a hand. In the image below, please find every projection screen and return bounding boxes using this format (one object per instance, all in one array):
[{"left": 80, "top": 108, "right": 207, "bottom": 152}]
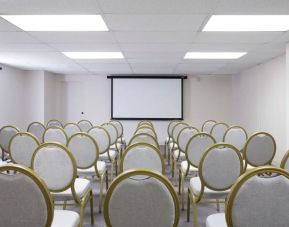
[{"left": 109, "top": 76, "right": 185, "bottom": 120}]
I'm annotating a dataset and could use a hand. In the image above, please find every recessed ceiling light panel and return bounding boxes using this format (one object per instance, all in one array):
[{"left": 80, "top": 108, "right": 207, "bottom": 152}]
[
  {"left": 62, "top": 52, "right": 124, "bottom": 59},
  {"left": 203, "top": 15, "right": 289, "bottom": 31},
  {"left": 184, "top": 52, "right": 247, "bottom": 59},
  {"left": 1, "top": 15, "right": 108, "bottom": 31}
]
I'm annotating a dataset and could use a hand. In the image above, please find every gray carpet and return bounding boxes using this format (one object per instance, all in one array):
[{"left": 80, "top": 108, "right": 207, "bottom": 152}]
[{"left": 62, "top": 146, "right": 225, "bottom": 227}]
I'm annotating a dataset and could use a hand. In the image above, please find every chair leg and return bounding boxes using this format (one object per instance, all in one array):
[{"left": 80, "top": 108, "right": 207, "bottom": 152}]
[
  {"left": 181, "top": 172, "right": 185, "bottom": 210},
  {"left": 99, "top": 175, "right": 104, "bottom": 213},
  {"left": 110, "top": 160, "right": 114, "bottom": 183},
  {"left": 105, "top": 170, "right": 109, "bottom": 190},
  {"left": 174, "top": 158, "right": 177, "bottom": 182},
  {"left": 90, "top": 190, "right": 94, "bottom": 225},
  {"left": 115, "top": 159, "right": 118, "bottom": 176},
  {"left": 193, "top": 196, "right": 198, "bottom": 227},
  {"left": 79, "top": 203, "right": 85, "bottom": 227},
  {"left": 187, "top": 188, "right": 191, "bottom": 222},
  {"left": 168, "top": 148, "right": 171, "bottom": 166},
  {"left": 216, "top": 199, "right": 220, "bottom": 211},
  {"left": 171, "top": 157, "right": 175, "bottom": 178},
  {"left": 63, "top": 200, "right": 67, "bottom": 210},
  {"left": 178, "top": 169, "right": 181, "bottom": 195}
]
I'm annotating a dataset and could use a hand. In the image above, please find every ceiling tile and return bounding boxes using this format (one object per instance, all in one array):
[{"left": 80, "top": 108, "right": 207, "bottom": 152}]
[
  {"left": 114, "top": 31, "right": 196, "bottom": 43},
  {"left": 188, "top": 43, "right": 261, "bottom": 52},
  {"left": 1, "top": 0, "right": 101, "bottom": 14},
  {"left": 0, "top": 18, "right": 22, "bottom": 31},
  {"left": 0, "top": 32, "right": 40, "bottom": 43},
  {"left": 131, "top": 63, "right": 176, "bottom": 74},
  {"left": 29, "top": 32, "right": 116, "bottom": 44},
  {"left": 104, "top": 14, "right": 207, "bottom": 31},
  {"left": 175, "top": 63, "right": 225, "bottom": 74},
  {"left": 120, "top": 43, "right": 192, "bottom": 52},
  {"left": 49, "top": 43, "right": 120, "bottom": 52},
  {"left": 0, "top": 43, "right": 52, "bottom": 51},
  {"left": 98, "top": 0, "right": 218, "bottom": 14},
  {"left": 194, "top": 32, "right": 284, "bottom": 44}
]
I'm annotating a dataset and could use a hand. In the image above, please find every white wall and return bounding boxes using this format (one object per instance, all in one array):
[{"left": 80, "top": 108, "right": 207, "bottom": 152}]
[
  {"left": 232, "top": 55, "right": 287, "bottom": 164},
  {"left": 61, "top": 74, "right": 234, "bottom": 143}
]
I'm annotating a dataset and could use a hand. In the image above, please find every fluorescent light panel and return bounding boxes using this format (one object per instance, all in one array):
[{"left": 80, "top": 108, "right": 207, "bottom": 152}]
[
  {"left": 203, "top": 15, "right": 289, "bottom": 31},
  {"left": 1, "top": 15, "right": 108, "bottom": 31},
  {"left": 63, "top": 52, "right": 124, "bottom": 59},
  {"left": 184, "top": 52, "right": 247, "bottom": 59}
]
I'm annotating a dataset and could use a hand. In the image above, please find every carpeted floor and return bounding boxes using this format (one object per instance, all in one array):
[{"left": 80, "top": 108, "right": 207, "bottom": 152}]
[{"left": 62, "top": 146, "right": 225, "bottom": 227}]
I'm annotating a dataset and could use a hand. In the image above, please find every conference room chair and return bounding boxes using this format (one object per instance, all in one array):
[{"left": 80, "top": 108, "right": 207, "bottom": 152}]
[
  {"left": 110, "top": 120, "right": 126, "bottom": 147},
  {"left": 165, "top": 120, "right": 181, "bottom": 161},
  {"left": 88, "top": 126, "right": 117, "bottom": 182},
  {"left": 128, "top": 132, "right": 160, "bottom": 150},
  {"left": 180, "top": 132, "right": 216, "bottom": 209},
  {"left": 27, "top": 121, "right": 46, "bottom": 142},
  {"left": 63, "top": 123, "right": 81, "bottom": 138},
  {"left": 103, "top": 169, "right": 179, "bottom": 227},
  {"left": 223, "top": 126, "right": 248, "bottom": 152},
  {"left": 138, "top": 120, "right": 154, "bottom": 128},
  {"left": 43, "top": 126, "right": 68, "bottom": 146},
  {"left": 46, "top": 119, "right": 63, "bottom": 128},
  {"left": 134, "top": 125, "right": 158, "bottom": 139},
  {"left": 67, "top": 132, "right": 107, "bottom": 212},
  {"left": 210, "top": 122, "right": 229, "bottom": 143},
  {"left": 120, "top": 142, "right": 165, "bottom": 174},
  {"left": 31, "top": 142, "right": 94, "bottom": 227},
  {"left": 9, "top": 132, "right": 40, "bottom": 167},
  {"left": 243, "top": 132, "right": 276, "bottom": 171},
  {"left": 201, "top": 120, "right": 217, "bottom": 134},
  {"left": 0, "top": 164, "right": 80, "bottom": 227},
  {"left": 280, "top": 149, "right": 289, "bottom": 171},
  {"left": 170, "top": 121, "right": 189, "bottom": 178},
  {"left": 176, "top": 126, "right": 199, "bottom": 192},
  {"left": 206, "top": 166, "right": 289, "bottom": 227},
  {"left": 0, "top": 125, "right": 20, "bottom": 160},
  {"left": 102, "top": 122, "right": 121, "bottom": 153},
  {"left": 188, "top": 144, "right": 243, "bottom": 227},
  {"left": 77, "top": 119, "right": 93, "bottom": 132}
]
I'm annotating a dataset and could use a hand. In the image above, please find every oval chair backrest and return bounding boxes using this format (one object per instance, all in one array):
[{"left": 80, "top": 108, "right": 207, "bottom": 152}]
[
  {"left": 138, "top": 123, "right": 154, "bottom": 131},
  {"left": 0, "top": 125, "right": 20, "bottom": 152},
  {"left": 67, "top": 133, "right": 99, "bottom": 169},
  {"left": 88, "top": 126, "right": 110, "bottom": 154},
  {"left": 128, "top": 133, "right": 160, "bottom": 149},
  {"left": 9, "top": 132, "right": 40, "bottom": 167},
  {"left": 186, "top": 133, "right": 216, "bottom": 167},
  {"left": 0, "top": 164, "right": 53, "bottom": 227},
  {"left": 210, "top": 122, "right": 229, "bottom": 143},
  {"left": 63, "top": 123, "right": 81, "bottom": 138},
  {"left": 135, "top": 127, "right": 157, "bottom": 139},
  {"left": 177, "top": 126, "right": 199, "bottom": 152},
  {"left": 32, "top": 143, "right": 76, "bottom": 192},
  {"left": 172, "top": 122, "right": 189, "bottom": 143},
  {"left": 167, "top": 120, "right": 181, "bottom": 138},
  {"left": 102, "top": 123, "right": 118, "bottom": 145},
  {"left": 104, "top": 169, "right": 179, "bottom": 227},
  {"left": 199, "top": 144, "right": 243, "bottom": 191},
  {"left": 77, "top": 120, "right": 93, "bottom": 132},
  {"left": 120, "top": 143, "right": 164, "bottom": 174},
  {"left": 223, "top": 126, "right": 248, "bottom": 151},
  {"left": 138, "top": 120, "right": 153, "bottom": 127},
  {"left": 43, "top": 126, "right": 68, "bottom": 146},
  {"left": 110, "top": 120, "right": 123, "bottom": 138},
  {"left": 244, "top": 132, "right": 276, "bottom": 167},
  {"left": 226, "top": 167, "right": 289, "bottom": 227},
  {"left": 201, "top": 120, "right": 217, "bottom": 133},
  {"left": 46, "top": 120, "right": 62, "bottom": 128},
  {"left": 27, "top": 122, "right": 45, "bottom": 142}
]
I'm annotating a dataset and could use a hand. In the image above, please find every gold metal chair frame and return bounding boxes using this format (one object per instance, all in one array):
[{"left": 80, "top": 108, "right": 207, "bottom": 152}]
[
  {"left": 128, "top": 132, "right": 160, "bottom": 150},
  {"left": 243, "top": 131, "right": 276, "bottom": 170},
  {"left": 63, "top": 123, "right": 81, "bottom": 135},
  {"left": 31, "top": 142, "right": 94, "bottom": 227},
  {"left": 42, "top": 125, "right": 68, "bottom": 146},
  {"left": 46, "top": 119, "right": 63, "bottom": 128},
  {"left": 77, "top": 119, "right": 93, "bottom": 129},
  {"left": 103, "top": 168, "right": 180, "bottom": 227},
  {"left": 165, "top": 120, "right": 181, "bottom": 163},
  {"left": 0, "top": 164, "right": 54, "bottom": 227},
  {"left": 120, "top": 142, "right": 165, "bottom": 174},
  {"left": 0, "top": 125, "right": 20, "bottom": 160},
  {"left": 187, "top": 143, "right": 243, "bottom": 226},
  {"left": 222, "top": 125, "right": 248, "bottom": 152},
  {"left": 225, "top": 166, "right": 289, "bottom": 227},
  {"left": 201, "top": 120, "right": 217, "bottom": 132},
  {"left": 209, "top": 122, "right": 229, "bottom": 140},
  {"left": 8, "top": 131, "right": 40, "bottom": 167},
  {"left": 67, "top": 132, "right": 108, "bottom": 212},
  {"left": 27, "top": 121, "right": 46, "bottom": 142}
]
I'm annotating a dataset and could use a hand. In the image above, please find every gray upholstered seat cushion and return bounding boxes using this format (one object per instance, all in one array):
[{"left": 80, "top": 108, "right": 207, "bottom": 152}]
[
  {"left": 52, "top": 210, "right": 80, "bottom": 227},
  {"left": 99, "top": 149, "right": 117, "bottom": 161},
  {"left": 173, "top": 149, "right": 185, "bottom": 159},
  {"left": 181, "top": 161, "right": 198, "bottom": 173},
  {"left": 77, "top": 161, "right": 106, "bottom": 176},
  {"left": 189, "top": 177, "right": 229, "bottom": 199},
  {"left": 52, "top": 178, "right": 91, "bottom": 200},
  {"left": 206, "top": 213, "right": 226, "bottom": 227}
]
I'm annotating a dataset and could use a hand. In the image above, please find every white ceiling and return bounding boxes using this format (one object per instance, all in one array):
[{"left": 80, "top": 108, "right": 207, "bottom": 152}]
[{"left": 0, "top": 0, "right": 289, "bottom": 75}]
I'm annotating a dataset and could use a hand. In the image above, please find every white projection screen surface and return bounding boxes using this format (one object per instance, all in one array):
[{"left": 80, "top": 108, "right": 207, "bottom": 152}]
[{"left": 110, "top": 77, "right": 184, "bottom": 120}]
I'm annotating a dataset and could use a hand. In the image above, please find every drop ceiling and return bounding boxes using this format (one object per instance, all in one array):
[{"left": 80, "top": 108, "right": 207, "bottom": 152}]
[{"left": 0, "top": 0, "right": 289, "bottom": 75}]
